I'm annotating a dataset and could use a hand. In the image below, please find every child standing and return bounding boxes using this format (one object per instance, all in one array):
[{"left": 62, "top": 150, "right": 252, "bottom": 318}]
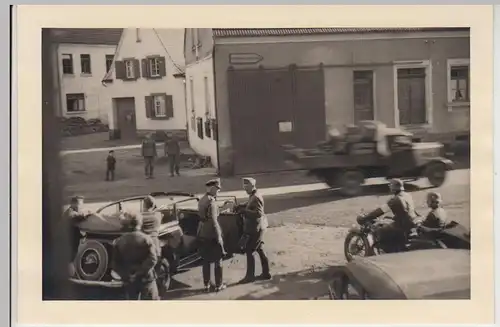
[{"left": 106, "top": 150, "right": 116, "bottom": 181}]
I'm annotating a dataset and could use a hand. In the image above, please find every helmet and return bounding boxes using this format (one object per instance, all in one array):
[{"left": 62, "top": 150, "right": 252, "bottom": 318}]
[
  {"left": 389, "top": 179, "right": 404, "bottom": 192},
  {"left": 427, "top": 192, "right": 442, "bottom": 207}
]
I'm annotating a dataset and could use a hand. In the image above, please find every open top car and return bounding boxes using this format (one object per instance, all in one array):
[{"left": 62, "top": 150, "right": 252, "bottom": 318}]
[
  {"left": 328, "top": 249, "right": 470, "bottom": 300},
  {"left": 69, "top": 191, "right": 244, "bottom": 296},
  {"left": 283, "top": 120, "right": 453, "bottom": 196}
]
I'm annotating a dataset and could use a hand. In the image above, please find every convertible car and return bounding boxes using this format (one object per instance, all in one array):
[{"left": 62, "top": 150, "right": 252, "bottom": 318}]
[
  {"left": 328, "top": 249, "right": 470, "bottom": 300},
  {"left": 68, "top": 191, "right": 244, "bottom": 297}
]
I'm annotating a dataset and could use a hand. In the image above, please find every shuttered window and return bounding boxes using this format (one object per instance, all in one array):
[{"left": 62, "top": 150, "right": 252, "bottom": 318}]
[{"left": 145, "top": 94, "right": 173, "bottom": 120}]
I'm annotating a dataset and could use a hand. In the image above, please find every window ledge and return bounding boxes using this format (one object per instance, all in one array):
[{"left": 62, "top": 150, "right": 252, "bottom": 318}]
[
  {"left": 447, "top": 102, "right": 470, "bottom": 111},
  {"left": 66, "top": 111, "right": 87, "bottom": 115},
  {"left": 63, "top": 73, "right": 75, "bottom": 77},
  {"left": 80, "top": 73, "right": 92, "bottom": 77}
]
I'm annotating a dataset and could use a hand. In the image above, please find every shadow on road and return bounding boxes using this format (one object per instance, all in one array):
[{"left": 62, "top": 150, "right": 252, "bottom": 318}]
[
  {"left": 234, "top": 265, "right": 344, "bottom": 300},
  {"left": 263, "top": 182, "right": 432, "bottom": 216}
]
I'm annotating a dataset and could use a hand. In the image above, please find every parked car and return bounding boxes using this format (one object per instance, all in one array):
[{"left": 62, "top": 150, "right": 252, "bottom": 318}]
[
  {"left": 68, "top": 191, "right": 244, "bottom": 298},
  {"left": 328, "top": 249, "right": 470, "bottom": 299},
  {"left": 283, "top": 120, "right": 453, "bottom": 196}
]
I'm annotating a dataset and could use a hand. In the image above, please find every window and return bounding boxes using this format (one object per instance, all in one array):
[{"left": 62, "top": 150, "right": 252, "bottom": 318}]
[
  {"left": 80, "top": 54, "right": 91, "bottom": 74},
  {"left": 145, "top": 94, "right": 173, "bottom": 120},
  {"left": 196, "top": 117, "right": 204, "bottom": 139},
  {"left": 204, "top": 76, "right": 211, "bottom": 116},
  {"left": 447, "top": 59, "right": 470, "bottom": 103},
  {"left": 62, "top": 54, "right": 73, "bottom": 74},
  {"left": 149, "top": 58, "right": 161, "bottom": 77},
  {"left": 153, "top": 95, "right": 166, "bottom": 117},
  {"left": 105, "top": 55, "right": 114, "bottom": 73},
  {"left": 66, "top": 93, "right": 85, "bottom": 112},
  {"left": 125, "top": 60, "right": 135, "bottom": 79},
  {"left": 353, "top": 70, "right": 374, "bottom": 123}
]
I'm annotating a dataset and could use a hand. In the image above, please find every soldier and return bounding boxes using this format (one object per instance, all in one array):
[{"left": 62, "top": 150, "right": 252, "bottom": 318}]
[
  {"left": 238, "top": 177, "right": 271, "bottom": 284},
  {"left": 141, "top": 134, "right": 157, "bottom": 179},
  {"left": 359, "top": 179, "right": 419, "bottom": 252},
  {"left": 62, "top": 195, "right": 91, "bottom": 276},
  {"left": 165, "top": 133, "right": 181, "bottom": 177},
  {"left": 112, "top": 212, "right": 159, "bottom": 300},
  {"left": 197, "top": 178, "right": 227, "bottom": 293},
  {"left": 141, "top": 195, "right": 162, "bottom": 258},
  {"left": 419, "top": 192, "right": 448, "bottom": 232}
]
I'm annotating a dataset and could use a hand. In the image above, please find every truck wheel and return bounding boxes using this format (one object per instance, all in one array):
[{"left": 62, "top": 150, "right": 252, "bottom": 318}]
[
  {"left": 339, "top": 170, "right": 365, "bottom": 197},
  {"left": 425, "top": 162, "right": 447, "bottom": 187}
]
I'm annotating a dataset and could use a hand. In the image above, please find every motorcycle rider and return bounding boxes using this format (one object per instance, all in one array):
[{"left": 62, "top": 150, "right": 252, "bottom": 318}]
[
  {"left": 359, "top": 178, "right": 419, "bottom": 252},
  {"left": 419, "top": 192, "right": 448, "bottom": 233}
]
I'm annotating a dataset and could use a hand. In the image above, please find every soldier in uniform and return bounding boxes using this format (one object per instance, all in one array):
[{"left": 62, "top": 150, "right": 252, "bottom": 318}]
[
  {"left": 141, "top": 133, "right": 157, "bottom": 179},
  {"left": 238, "top": 178, "right": 271, "bottom": 284},
  {"left": 112, "top": 212, "right": 159, "bottom": 300},
  {"left": 358, "top": 179, "right": 419, "bottom": 252},
  {"left": 62, "top": 195, "right": 91, "bottom": 276},
  {"left": 141, "top": 195, "right": 162, "bottom": 258},
  {"left": 197, "top": 178, "right": 227, "bottom": 293},
  {"left": 419, "top": 192, "right": 448, "bottom": 232}
]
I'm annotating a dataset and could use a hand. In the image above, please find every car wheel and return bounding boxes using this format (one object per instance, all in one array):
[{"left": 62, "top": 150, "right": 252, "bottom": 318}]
[
  {"left": 156, "top": 259, "right": 171, "bottom": 299},
  {"left": 339, "top": 170, "right": 365, "bottom": 197},
  {"left": 344, "top": 231, "right": 373, "bottom": 262},
  {"left": 74, "top": 240, "right": 109, "bottom": 281},
  {"left": 424, "top": 162, "right": 447, "bottom": 187}
]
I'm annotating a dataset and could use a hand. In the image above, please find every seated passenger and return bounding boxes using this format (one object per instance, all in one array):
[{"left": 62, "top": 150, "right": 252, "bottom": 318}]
[{"left": 419, "top": 192, "right": 447, "bottom": 233}]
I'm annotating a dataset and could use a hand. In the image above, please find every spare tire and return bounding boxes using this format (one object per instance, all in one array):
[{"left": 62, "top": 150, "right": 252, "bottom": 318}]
[{"left": 74, "top": 240, "right": 110, "bottom": 281}]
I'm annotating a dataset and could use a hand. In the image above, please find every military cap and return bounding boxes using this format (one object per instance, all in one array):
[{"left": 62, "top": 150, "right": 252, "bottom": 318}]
[
  {"left": 70, "top": 195, "right": 84, "bottom": 203},
  {"left": 242, "top": 177, "right": 256, "bottom": 186},
  {"left": 206, "top": 178, "right": 221, "bottom": 189}
]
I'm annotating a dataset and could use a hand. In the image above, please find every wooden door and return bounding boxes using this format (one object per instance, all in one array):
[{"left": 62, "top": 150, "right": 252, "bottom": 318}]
[
  {"left": 397, "top": 68, "right": 426, "bottom": 126},
  {"left": 114, "top": 97, "right": 137, "bottom": 140}
]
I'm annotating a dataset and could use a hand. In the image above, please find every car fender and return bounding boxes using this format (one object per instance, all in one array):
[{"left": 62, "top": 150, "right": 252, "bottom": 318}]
[
  {"left": 348, "top": 225, "right": 362, "bottom": 234},
  {"left": 427, "top": 158, "right": 454, "bottom": 170}
]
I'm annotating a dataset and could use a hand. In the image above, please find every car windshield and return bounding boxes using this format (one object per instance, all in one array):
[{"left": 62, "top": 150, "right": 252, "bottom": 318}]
[{"left": 153, "top": 195, "right": 199, "bottom": 210}]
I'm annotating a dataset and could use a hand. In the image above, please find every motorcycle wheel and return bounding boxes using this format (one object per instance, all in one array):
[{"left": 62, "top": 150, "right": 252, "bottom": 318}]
[
  {"left": 344, "top": 232, "right": 375, "bottom": 262},
  {"left": 156, "top": 259, "right": 171, "bottom": 299}
]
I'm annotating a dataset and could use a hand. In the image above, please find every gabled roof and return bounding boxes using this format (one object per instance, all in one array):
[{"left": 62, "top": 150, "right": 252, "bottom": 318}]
[
  {"left": 213, "top": 27, "right": 469, "bottom": 38},
  {"left": 50, "top": 28, "right": 123, "bottom": 45}
]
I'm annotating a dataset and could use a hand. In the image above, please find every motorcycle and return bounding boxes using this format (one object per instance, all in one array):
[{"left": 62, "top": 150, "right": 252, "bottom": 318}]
[{"left": 343, "top": 214, "right": 471, "bottom": 262}]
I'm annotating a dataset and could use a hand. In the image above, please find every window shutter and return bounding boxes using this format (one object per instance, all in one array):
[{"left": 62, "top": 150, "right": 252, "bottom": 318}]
[
  {"left": 115, "top": 61, "right": 125, "bottom": 79},
  {"left": 159, "top": 56, "right": 167, "bottom": 77},
  {"left": 145, "top": 96, "right": 154, "bottom": 118},
  {"left": 133, "top": 59, "right": 140, "bottom": 80},
  {"left": 141, "top": 59, "right": 150, "bottom": 79},
  {"left": 165, "top": 94, "right": 174, "bottom": 118}
]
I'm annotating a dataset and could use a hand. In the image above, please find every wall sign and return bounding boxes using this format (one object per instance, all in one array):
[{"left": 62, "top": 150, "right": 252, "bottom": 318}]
[
  {"left": 278, "top": 121, "right": 293, "bottom": 133},
  {"left": 229, "top": 53, "right": 264, "bottom": 65}
]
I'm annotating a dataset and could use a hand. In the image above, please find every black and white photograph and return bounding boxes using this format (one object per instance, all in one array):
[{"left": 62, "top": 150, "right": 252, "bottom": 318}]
[
  {"left": 14, "top": 4, "right": 494, "bottom": 326},
  {"left": 42, "top": 25, "right": 473, "bottom": 301}
]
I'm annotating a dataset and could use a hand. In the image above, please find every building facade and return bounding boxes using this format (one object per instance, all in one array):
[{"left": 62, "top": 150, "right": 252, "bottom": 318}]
[
  {"left": 185, "top": 28, "right": 471, "bottom": 176},
  {"left": 50, "top": 28, "right": 122, "bottom": 123},
  {"left": 103, "top": 28, "right": 187, "bottom": 141}
]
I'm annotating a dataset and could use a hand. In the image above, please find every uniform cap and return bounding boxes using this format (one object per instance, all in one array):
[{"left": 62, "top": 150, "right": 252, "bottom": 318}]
[
  {"left": 242, "top": 177, "right": 256, "bottom": 186},
  {"left": 143, "top": 195, "right": 156, "bottom": 208},
  {"left": 70, "top": 195, "right": 84, "bottom": 203},
  {"left": 206, "top": 178, "right": 221, "bottom": 189}
]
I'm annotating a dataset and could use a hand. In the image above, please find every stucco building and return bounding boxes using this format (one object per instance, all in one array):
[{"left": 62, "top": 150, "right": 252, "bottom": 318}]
[
  {"left": 103, "top": 28, "right": 187, "bottom": 140},
  {"left": 185, "top": 28, "right": 470, "bottom": 176},
  {"left": 49, "top": 28, "right": 122, "bottom": 123}
]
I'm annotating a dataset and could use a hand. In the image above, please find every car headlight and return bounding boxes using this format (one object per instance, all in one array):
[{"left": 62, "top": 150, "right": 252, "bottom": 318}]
[{"left": 110, "top": 270, "right": 121, "bottom": 281}]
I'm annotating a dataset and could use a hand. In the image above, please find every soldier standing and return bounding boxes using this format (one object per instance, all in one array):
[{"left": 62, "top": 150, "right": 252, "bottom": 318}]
[
  {"left": 197, "top": 178, "right": 227, "bottom": 292},
  {"left": 165, "top": 134, "right": 181, "bottom": 177},
  {"left": 238, "top": 178, "right": 272, "bottom": 284},
  {"left": 141, "top": 134, "right": 157, "bottom": 179},
  {"left": 112, "top": 212, "right": 160, "bottom": 300}
]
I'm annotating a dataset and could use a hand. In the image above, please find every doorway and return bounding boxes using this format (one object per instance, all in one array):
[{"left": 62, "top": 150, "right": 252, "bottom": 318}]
[{"left": 113, "top": 97, "right": 137, "bottom": 140}]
